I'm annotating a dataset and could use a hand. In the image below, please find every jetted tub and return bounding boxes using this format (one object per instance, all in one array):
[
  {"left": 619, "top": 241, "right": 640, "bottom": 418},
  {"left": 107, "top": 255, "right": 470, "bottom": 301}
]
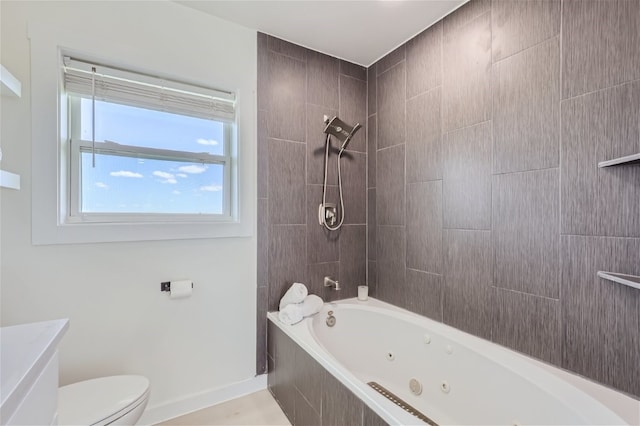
[{"left": 267, "top": 298, "right": 639, "bottom": 425}]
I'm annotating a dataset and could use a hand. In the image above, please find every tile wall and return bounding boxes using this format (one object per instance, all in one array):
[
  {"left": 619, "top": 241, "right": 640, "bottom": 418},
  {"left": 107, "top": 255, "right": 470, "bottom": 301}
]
[
  {"left": 267, "top": 322, "right": 386, "bottom": 426},
  {"left": 367, "top": 0, "right": 640, "bottom": 397},
  {"left": 257, "top": 34, "right": 368, "bottom": 374},
  {"left": 258, "top": 0, "right": 640, "bottom": 398}
]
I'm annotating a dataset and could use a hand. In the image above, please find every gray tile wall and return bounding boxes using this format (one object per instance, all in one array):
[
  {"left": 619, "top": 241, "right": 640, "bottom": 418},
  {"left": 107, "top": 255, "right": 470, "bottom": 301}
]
[
  {"left": 367, "top": 0, "right": 640, "bottom": 398},
  {"left": 257, "top": 34, "right": 368, "bottom": 375},
  {"left": 258, "top": 0, "right": 640, "bottom": 399},
  {"left": 268, "top": 321, "right": 388, "bottom": 426}
]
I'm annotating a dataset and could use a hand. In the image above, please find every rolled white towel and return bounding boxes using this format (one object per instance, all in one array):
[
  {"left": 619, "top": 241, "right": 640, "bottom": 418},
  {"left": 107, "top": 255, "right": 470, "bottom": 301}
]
[
  {"left": 279, "top": 282, "right": 308, "bottom": 310},
  {"left": 300, "top": 295, "right": 323, "bottom": 317},
  {"left": 278, "top": 303, "right": 304, "bottom": 325}
]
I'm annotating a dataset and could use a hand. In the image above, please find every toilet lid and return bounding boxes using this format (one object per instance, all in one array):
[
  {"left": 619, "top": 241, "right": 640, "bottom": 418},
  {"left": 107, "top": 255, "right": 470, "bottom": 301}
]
[{"left": 58, "top": 375, "right": 150, "bottom": 426}]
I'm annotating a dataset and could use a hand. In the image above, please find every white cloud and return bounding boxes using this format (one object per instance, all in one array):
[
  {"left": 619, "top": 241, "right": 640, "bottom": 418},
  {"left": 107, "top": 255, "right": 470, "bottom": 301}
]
[
  {"left": 200, "top": 184, "right": 223, "bottom": 192},
  {"left": 153, "top": 171, "right": 174, "bottom": 179},
  {"left": 95, "top": 182, "right": 109, "bottom": 189},
  {"left": 153, "top": 171, "right": 177, "bottom": 184},
  {"left": 110, "top": 170, "right": 143, "bottom": 178},
  {"left": 176, "top": 173, "right": 188, "bottom": 178},
  {"left": 172, "top": 190, "right": 181, "bottom": 195},
  {"left": 178, "top": 165, "right": 207, "bottom": 174},
  {"left": 196, "top": 138, "right": 219, "bottom": 146}
]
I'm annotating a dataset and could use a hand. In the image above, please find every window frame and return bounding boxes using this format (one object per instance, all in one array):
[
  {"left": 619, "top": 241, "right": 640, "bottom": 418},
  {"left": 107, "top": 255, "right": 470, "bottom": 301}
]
[
  {"left": 61, "top": 59, "right": 237, "bottom": 224},
  {"left": 29, "top": 22, "right": 255, "bottom": 246},
  {"left": 65, "top": 95, "right": 234, "bottom": 223}
]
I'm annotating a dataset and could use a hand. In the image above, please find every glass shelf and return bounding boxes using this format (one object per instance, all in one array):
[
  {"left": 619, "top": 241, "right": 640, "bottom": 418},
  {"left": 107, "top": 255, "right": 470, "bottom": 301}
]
[
  {"left": 597, "top": 153, "right": 640, "bottom": 168},
  {"left": 597, "top": 271, "right": 640, "bottom": 291}
]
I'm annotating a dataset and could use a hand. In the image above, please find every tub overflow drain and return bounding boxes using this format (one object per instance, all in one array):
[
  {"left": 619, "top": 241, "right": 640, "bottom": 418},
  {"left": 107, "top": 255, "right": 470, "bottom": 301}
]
[
  {"left": 440, "top": 381, "right": 451, "bottom": 394},
  {"left": 326, "top": 311, "right": 336, "bottom": 327},
  {"left": 386, "top": 352, "right": 395, "bottom": 361},
  {"left": 409, "top": 378, "right": 422, "bottom": 395}
]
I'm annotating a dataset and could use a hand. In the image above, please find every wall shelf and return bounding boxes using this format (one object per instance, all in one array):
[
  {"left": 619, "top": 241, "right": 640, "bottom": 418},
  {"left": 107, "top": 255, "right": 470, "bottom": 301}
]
[
  {"left": 597, "top": 271, "right": 640, "bottom": 291},
  {"left": 1, "top": 65, "right": 22, "bottom": 190},
  {"left": 597, "top": 153, "right": 640, "bottom": 168},
  {"left": 0, "top": 169, "right": 21, "bottom": 190},
  {"left": 1, "top": 64, "right": 21, "bottom": 98}
]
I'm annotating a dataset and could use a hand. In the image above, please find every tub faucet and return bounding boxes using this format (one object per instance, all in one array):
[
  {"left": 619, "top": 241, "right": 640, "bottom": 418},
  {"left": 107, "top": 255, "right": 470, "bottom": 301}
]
[{"left": 324, "top": 276, "right": 341, "bottom": 290}]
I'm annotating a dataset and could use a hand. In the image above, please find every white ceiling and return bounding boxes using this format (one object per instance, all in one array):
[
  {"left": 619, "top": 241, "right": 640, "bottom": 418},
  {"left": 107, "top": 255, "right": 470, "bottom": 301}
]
[{"left": 175, "top": 1, "right": 467, "bottom": 67}]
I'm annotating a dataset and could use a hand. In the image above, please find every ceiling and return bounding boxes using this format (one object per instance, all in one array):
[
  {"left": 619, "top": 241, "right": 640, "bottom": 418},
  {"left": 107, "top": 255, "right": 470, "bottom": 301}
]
[{"left": 175, "top": 1, "right": 467, "bottom": 67}]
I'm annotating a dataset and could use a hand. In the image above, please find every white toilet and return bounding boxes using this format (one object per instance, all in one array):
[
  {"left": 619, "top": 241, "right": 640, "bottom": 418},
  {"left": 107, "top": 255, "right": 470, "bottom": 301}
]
[{"left": 58, "top": 375, "right": 150, "bottom": 425}]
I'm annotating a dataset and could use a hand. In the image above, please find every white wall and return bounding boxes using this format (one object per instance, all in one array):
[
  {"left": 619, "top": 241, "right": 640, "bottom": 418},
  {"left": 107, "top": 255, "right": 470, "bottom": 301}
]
[{"left": 0, "top": 0, "right": 257, "bottom": 415}]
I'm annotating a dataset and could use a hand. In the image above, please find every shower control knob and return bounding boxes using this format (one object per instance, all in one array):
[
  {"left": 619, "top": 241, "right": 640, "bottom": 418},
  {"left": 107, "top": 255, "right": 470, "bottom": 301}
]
[{"left": 319, "top": 203, "right": 337, "bottom": 227}]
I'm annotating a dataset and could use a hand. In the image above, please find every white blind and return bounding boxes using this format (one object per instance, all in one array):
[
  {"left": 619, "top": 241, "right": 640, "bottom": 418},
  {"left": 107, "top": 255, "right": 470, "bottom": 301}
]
[{"left": 63, "top": 57, "right": 235, "bottom": 122}]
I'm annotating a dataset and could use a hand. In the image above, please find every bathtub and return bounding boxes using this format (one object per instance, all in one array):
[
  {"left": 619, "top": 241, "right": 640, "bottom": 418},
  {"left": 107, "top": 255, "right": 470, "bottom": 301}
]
[{"left": 267, "top": 298, "right": 639, "bottom": 425}]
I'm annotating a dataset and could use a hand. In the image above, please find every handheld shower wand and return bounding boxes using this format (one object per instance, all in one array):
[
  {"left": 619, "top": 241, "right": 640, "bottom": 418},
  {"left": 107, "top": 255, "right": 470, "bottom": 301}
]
[{"left": 319, "top": 115, "right": 362, "bottom": 231}]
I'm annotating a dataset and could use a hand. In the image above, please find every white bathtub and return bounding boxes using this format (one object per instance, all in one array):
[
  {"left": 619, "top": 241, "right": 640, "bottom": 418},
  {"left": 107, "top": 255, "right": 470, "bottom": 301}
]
[{"left": 267, "top": 298, "right": 640, "bottom": 425}]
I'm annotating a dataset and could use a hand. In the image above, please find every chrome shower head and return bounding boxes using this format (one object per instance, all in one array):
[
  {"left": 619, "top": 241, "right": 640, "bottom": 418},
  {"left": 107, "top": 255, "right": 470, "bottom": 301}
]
[{"left": 323, "top": 116, "right": 362, "bottom": 150}]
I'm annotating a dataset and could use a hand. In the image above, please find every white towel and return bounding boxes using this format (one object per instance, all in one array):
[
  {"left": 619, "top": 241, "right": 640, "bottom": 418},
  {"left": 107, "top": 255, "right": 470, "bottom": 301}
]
[
  {"left": 278, "top": 303, "right": 304, "bottom": 325},
  {"left": 300, "top": 295, "right": 323, "bottom": 317},
  {"left": 279, "top": 282, "right": 308, "bottom": 310},
  {"left": 278, "top": 295, "right": 324, "bottom": 326}
]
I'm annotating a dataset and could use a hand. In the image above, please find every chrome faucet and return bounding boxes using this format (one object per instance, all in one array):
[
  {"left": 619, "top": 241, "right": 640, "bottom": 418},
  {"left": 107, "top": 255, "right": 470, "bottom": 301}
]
[{"left": 324, "top": 276, "right": 341, "bottom": 290}]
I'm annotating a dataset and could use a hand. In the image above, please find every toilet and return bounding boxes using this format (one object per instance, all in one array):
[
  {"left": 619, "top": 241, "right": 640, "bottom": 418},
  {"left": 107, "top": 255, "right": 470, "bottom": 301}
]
[{"left": 58, "top": 375, "right": 150, "bottom": 425}]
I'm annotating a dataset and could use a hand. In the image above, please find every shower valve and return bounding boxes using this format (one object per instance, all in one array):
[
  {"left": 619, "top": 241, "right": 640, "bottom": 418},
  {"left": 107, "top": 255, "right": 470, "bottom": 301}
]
[{"left": 318, "top": 203, "right": 337, "bottom": 226}]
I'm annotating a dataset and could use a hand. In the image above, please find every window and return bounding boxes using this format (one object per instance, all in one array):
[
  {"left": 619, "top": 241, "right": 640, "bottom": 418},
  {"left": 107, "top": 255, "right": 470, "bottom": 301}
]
[{"left": 62, "top": 56, "right": 236, "bottom": 223}]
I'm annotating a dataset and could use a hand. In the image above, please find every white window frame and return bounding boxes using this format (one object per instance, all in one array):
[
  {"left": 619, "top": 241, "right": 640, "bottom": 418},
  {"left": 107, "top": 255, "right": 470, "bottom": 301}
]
[
  {"left": 29, "top": 20, "right": 255, "bottom": 245},
  {"left": 66, "top": 95, "right": 234, "bottom": 223}
]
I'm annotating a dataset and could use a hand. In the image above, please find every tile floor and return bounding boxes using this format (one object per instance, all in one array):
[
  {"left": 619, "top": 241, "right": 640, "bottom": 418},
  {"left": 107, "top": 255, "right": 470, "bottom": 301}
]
[{"left": 157, "top": 389, "right": 291, "bottom": 425}]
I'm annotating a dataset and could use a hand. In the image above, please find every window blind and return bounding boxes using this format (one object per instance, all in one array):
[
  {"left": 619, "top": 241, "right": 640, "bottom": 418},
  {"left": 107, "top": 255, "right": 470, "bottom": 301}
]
[{"left": 62, "top": 56, "right": 235, "bottom": 122}]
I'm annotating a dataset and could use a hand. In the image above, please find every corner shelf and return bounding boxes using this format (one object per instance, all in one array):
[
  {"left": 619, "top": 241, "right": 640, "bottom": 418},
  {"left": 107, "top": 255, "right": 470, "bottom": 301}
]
[
  {"left": 597, "top": 153, "right": 640, "bottom": 168},
  {"left": 1, "top": 65, "right": 21, "bottom": 98},
  {"left": 597, "top": 271, "right": 640, "bottom": 291}
]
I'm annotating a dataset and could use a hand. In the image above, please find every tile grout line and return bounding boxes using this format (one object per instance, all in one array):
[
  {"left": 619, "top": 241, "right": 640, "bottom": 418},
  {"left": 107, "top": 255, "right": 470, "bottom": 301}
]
[
  {"left": 492, "top": 165, "right": 560, "bottom": 178},
  {"left": 558, "top": 0, "right": 565, "bottom": 365},
  {"left": 365, "top": 67, "right": 370, "bottom": 283},
  {"left": 489, "top": 0, "right": 495, "bottom": 343},
  {"left": 444, "top": 119, "right": 493, "bottom": 137},
  {"left": 493, "top": 285, "right": 562, "bottom": 303},
  {"left": 562, "top": 76, "right": 640, "bottom": 103},
  {"left": 406, "top": 84, "right": 443, "bottom": 103},
  {"left": 440, "top": 14, "right": 446, "bottom": 323},
  {"left": 492, "top": 34, "right": 560, "bottom": 66}
]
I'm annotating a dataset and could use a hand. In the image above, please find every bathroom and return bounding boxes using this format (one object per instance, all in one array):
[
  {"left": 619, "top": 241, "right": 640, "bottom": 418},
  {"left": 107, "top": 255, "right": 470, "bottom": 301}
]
[{"left": 1, "top": 0, "right": 638, "bottom": 425}]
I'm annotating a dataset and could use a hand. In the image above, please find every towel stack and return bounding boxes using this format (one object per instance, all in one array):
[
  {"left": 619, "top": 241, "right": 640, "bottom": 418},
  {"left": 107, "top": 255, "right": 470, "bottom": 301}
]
[{"left": 278, "top": 283, "right": 324, "bottom": 325}]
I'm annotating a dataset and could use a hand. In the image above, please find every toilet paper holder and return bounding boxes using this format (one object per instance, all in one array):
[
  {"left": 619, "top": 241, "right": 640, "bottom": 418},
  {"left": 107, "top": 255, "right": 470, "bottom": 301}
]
[{"left": 160, "top": 281, "right": 194, "bottom": 292}]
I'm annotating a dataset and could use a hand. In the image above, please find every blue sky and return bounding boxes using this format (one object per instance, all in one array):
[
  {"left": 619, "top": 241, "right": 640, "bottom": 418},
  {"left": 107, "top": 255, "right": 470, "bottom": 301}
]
[{"left": 80, "top": 100, "right": 225, "bottom": 214}]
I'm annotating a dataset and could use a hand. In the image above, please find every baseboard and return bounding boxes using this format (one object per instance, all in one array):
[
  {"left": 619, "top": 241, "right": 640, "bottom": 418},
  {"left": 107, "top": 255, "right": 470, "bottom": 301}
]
[{"left": 138, "top": 374, "right": 267, "bottom": 425}]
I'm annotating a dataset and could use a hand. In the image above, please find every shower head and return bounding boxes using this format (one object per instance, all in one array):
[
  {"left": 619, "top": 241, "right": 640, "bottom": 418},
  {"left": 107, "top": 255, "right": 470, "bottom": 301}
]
[{"left": 323, "top": 116, "right": 362, "bottom": 150}]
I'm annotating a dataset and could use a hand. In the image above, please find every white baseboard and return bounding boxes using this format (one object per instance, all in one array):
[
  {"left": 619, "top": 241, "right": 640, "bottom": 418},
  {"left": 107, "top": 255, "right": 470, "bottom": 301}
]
[{"left": 138, "top": 374, "right": 267, "bottom": 425}]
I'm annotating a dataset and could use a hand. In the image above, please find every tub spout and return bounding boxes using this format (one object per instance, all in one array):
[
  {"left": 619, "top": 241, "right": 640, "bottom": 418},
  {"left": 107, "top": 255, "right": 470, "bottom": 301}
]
[{"left": 324, "top": 276, "right": 341, "bottom": 290}]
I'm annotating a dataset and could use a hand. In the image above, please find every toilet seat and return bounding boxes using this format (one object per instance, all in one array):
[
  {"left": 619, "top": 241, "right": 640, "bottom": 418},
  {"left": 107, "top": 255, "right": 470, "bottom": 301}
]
[{"left": 58, "top": 375, "right": 150, "bottom": 426}]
